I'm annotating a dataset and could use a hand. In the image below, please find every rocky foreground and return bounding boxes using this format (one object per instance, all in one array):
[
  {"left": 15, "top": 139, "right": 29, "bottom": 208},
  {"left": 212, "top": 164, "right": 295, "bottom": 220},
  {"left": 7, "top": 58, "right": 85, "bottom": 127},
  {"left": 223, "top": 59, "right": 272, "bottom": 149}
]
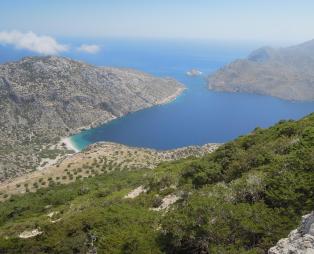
[
  {"left": 208, "top": 39, "right": 314, "bottom": 101},
  {"left": 0, "top": 56, "right": 185, "bottom": 181},
  {"left": 269, "top": 212, "right": 314, "bottom": 254}
]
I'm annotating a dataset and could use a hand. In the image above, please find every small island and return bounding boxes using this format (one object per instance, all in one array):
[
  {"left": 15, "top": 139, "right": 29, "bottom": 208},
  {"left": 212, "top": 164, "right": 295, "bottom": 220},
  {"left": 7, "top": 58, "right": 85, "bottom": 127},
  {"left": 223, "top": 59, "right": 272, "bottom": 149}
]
[{"left": 186, "top": 68, "right": 203, "bottom": 76}]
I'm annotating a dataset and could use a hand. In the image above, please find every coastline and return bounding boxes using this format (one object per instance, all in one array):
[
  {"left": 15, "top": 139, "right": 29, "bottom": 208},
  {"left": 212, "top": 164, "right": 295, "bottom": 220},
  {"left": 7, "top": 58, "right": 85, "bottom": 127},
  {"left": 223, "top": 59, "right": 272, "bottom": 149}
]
[
  {"left": 61, "top": 137, "right": 81, "bottom": 153},
  {"left": 60, "top": 86, "right": 186, "bottom": 153},
  {"left": 157, "top": 86, "right": 186, "bottom": 105}
]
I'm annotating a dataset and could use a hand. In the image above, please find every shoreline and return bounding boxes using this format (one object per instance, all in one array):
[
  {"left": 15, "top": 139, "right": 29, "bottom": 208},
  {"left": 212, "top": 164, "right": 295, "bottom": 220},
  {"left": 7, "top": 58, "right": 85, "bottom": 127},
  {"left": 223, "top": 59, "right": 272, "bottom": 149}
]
[
  {"left": 157, "top": 86, "right": 186, "bottom": 105},
  {"left": 60, "top": 86, "right": 186, "bottom": 153},
  {"left": 60, "top": 137, "right": 81, "bottom": 153}
]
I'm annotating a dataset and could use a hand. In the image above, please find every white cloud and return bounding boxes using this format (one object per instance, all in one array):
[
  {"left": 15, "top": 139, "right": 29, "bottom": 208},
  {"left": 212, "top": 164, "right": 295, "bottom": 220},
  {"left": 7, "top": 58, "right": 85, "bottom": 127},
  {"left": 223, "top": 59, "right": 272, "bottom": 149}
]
[
  {"left": 77, "top": 44, "right": 101, "bottom": 54},
  {"left": 0, "top": 30, "right": 68, "bottom": 55}
]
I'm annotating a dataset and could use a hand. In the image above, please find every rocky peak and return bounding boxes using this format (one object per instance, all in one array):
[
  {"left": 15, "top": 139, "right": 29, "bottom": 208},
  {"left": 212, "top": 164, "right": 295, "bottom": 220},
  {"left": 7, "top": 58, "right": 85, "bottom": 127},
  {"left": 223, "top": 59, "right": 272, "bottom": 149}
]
[{"left": 248, "top": 47, "right": 276, "bottom": 63}]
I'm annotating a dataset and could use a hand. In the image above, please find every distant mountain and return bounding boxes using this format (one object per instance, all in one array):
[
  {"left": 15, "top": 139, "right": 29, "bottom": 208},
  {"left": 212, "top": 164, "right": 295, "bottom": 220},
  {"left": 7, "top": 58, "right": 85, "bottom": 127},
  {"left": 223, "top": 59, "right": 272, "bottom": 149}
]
[
  {"left": 0, "top": 56, "right": 184, "bottom": 180},
  {"left": 208, "top": 40, "right": 314, "bottom": 101}
]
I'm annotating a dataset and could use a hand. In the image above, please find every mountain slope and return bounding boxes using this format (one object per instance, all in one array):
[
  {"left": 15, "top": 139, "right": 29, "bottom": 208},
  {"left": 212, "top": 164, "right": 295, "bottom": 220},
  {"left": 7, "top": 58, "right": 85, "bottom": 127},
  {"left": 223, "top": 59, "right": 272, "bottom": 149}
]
[
  {"left": 0, "top": 142, "right": 220, "bottom": 200},
  {"left": 0, "top": 113, "right": 313, "bottom": 253},
  {"left": 0, "top": 56, "right": 185, "bottom": 181},
  {"left": 207, "top": 40, "right": 314, "bottom": 101}
]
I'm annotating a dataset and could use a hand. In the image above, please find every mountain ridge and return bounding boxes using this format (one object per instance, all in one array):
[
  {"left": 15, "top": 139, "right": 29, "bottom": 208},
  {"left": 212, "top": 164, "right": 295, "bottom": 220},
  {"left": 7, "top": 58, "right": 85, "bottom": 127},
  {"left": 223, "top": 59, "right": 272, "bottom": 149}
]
[{"left": 208, "top": 39, "right": 314, "bottom": 101}]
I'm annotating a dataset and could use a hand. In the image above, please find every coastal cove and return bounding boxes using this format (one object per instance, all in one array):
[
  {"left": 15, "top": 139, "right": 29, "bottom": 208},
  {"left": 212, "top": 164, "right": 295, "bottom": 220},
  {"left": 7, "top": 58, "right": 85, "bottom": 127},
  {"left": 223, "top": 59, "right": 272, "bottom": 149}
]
[
  {"left": 2, "top": 39, "right": 313, "bottom": 151},
  {"left": 1, "top": 3, "right": 314, "bottom": 254},
  {"left": 62, "top": 39, "right": 314, "bottom": 151},
  {"left": 70, "top": 80, "right": 314, "bottom": 151}
]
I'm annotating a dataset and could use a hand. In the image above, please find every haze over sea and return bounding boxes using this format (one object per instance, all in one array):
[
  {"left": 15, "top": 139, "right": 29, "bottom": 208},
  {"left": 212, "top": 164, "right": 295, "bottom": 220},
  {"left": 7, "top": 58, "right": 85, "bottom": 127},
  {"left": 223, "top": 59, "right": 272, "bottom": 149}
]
[{"left": 2, "top": 38, "right": 314, "bottom": 151}]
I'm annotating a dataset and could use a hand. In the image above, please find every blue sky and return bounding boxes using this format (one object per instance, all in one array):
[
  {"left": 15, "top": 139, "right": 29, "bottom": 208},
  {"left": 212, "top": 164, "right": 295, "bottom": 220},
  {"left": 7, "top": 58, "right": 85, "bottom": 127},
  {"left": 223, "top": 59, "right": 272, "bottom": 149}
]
[{"left": 0, "top": 0, "right": 314, "bottom": 43}]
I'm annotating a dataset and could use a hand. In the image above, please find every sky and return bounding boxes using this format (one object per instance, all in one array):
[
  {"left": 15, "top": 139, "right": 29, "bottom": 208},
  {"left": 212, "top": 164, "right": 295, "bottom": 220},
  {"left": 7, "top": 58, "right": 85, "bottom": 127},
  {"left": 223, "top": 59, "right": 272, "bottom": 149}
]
[{"left": 0, "top": 0, "right": 314, "bottom": 46}]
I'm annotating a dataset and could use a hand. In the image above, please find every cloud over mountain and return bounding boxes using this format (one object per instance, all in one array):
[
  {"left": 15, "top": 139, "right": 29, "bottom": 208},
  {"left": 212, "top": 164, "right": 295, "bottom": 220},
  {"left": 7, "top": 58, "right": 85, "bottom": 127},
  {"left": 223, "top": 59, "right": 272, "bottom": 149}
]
[
  {"left": 0, "top": 31, "right": 68, "bottom": 55},
  {"left": 77, "top": 44, "right": 101, "bottom": 54}
]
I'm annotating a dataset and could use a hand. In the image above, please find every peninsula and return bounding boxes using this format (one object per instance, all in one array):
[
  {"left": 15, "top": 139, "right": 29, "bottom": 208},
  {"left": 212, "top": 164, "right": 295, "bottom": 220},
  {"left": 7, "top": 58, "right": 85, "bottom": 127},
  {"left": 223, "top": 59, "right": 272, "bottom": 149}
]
[
  {"left": 0, "top": 56, "right": 185, "bottom": 181},
  {"left": 208, "top": 39, "right": 314, "bottom": 101}
]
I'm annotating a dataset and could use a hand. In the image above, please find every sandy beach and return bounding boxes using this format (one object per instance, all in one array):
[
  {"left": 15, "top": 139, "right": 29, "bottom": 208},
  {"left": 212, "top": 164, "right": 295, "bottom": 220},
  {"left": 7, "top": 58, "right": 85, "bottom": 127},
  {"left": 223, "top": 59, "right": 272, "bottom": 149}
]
[{"left": 61, "top": 137, "right": 80, "bottom": 153}]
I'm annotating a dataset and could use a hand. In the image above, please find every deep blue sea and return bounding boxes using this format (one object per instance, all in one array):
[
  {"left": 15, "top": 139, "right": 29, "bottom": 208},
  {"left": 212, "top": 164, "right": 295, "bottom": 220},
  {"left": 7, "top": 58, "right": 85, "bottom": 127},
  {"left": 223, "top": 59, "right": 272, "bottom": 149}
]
[{"left": 1, "top": 38, "right": 313, "bottom": 150}]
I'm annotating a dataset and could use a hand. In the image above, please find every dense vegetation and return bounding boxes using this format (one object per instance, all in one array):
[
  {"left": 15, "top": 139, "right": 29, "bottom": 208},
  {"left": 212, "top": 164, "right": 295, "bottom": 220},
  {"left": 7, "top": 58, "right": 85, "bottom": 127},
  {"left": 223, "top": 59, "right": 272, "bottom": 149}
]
[{"left": 0, "top": 113, "right": 313, "bottom": 253}]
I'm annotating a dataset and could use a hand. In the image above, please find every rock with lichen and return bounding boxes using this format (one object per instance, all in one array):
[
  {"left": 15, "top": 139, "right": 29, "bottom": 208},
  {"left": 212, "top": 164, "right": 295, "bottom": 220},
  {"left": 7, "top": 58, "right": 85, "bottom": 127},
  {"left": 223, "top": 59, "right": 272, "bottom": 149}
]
[{"left": 269, "top": 212, "right": 314, "bottom": 254}]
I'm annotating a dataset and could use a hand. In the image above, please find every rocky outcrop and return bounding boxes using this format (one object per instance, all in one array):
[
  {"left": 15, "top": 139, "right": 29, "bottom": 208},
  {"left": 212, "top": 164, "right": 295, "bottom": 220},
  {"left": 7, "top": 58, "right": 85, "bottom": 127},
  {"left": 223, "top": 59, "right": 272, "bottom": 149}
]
[
  {"left": 269, "top": 212, "right": 314, "bottom": 254},
  {"left": 0, "top": 56, "right": 185, "bottom": 180},
  {"left": 208, "top": 39, "right": 314, "bottom": 101}
]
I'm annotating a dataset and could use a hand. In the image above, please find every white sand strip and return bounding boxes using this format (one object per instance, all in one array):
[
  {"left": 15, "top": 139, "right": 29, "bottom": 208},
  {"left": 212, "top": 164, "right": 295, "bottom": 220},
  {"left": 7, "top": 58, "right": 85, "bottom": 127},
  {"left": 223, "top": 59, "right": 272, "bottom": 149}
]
[{"left": 61, "top": 137, "right": 80, "bottom": 153}]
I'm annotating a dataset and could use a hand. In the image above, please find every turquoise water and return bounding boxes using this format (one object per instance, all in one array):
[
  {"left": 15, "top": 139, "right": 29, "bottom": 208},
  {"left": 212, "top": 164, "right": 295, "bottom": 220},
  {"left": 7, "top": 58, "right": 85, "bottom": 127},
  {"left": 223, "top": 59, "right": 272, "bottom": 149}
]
[{"left": 1, "top": 39, "right": 313, "bottom": 150}]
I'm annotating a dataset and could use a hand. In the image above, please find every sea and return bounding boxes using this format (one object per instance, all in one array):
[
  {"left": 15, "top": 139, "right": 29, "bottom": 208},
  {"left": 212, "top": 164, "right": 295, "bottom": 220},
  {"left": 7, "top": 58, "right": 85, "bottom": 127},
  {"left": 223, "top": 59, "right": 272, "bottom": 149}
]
[{"left": 1, "top": 38, "right": 313, "bottom": 151}]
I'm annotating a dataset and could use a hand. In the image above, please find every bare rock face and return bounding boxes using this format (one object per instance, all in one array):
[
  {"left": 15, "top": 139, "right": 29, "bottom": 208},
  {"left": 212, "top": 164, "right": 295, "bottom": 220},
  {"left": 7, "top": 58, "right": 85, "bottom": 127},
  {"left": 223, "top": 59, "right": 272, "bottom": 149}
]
[
  {"left": 0, "top": 56, "right": 185, "bottom": 180},
  {"left": 269, "top": 212, "right": 314, "bottom": 254},
  {"left": 208, "top": 40, "right": 314, "bottom": 101}
]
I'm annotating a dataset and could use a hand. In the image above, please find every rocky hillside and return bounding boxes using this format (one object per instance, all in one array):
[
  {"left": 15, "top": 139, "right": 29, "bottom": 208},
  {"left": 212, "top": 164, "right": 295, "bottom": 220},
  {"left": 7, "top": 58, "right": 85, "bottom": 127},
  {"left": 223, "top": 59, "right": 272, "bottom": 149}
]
[
  {"left": 0, "top": 113, "right": 312, "bottom": 253},
  {"left": 0, "top": 142, "right": 220, "bottom": 200},
  {"left": 0, "top": 56, "right": 184, "bottom": 180},
  {"left": 208, "top": 39, "right": 314, "bottom": 101}
]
